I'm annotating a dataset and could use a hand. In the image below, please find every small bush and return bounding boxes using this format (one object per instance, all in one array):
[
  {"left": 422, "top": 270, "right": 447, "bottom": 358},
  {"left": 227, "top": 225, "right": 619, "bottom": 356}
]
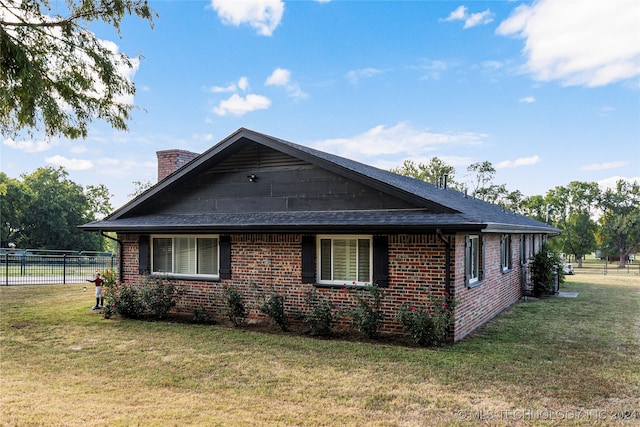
[
  {"left": 192, "top": 307, "right": 212, "bottom": 324},
  {"left": 303, "top": 289, "right": 336, "bottom": 336},
  {"left": 223, "top": 285, "right": 247, "bottom": 327},
  {"left": 111, "top": 282, "right": 145, "bottom": 319},
  {"left": 105, "top": 275, "right": 177, "bottom": 320},
  {"left": 397, "top": 291, "right": 454, "bottom": 346},
  {"left": 531, "top": 243, "right": 565, "bottom": 296},
  {"left": 351, "top": 284, "right": 384, "bottom": 339},
  {"left": 140, "top": 277, "right": 176, "bottom": 319},
  {"left": 259, "top": 292, "right": 289, "bottom": 331}
]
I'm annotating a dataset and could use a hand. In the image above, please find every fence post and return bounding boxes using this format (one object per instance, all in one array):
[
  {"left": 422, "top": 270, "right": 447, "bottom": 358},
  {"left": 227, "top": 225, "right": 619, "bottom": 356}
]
[
  {"left": 4, "top": 254, "right": 7, "bottom": 286},
  {"left": 63, "top": 254, "right": 67, "bottom": 285}
]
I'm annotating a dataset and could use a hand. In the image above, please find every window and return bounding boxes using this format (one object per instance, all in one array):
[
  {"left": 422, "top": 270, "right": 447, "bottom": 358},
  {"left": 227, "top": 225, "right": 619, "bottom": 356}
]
[
  {"left": 151, "top": 235, "right": 219, "bottom": 278},
  {"left": 465, "top": 234, "right": 484, "bottom": 287},
  {"left": 318, "top": 235, "right": 372, "bottom": 285},
  {"left": 501, "top": 234, "right": 512, "bottom": 271},
  {"left": 529, "top": 234, "right": 535, "bottom": 258},
  {"left": 467, "top": 235, "right": 480, "bottom": 286}
]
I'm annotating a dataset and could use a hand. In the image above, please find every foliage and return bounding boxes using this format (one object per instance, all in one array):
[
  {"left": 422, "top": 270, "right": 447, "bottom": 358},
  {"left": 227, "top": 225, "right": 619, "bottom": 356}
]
[
  {"left": 259, "top": 291, "right": 289, "bottom": 331},
  {"left": 0, "top": 172, "right": 29, "bottom": 247},
  {"left": 139, "top": 277, "right": 177, "bottom": 319},
  {"left": 545, "top": 181, "right": 601, "bottom": 263},
  {"left": 0, "top": 0, "right": 156, "bottom": 139},
  {"left": 303, "top": 289, "right": 337, "bottom": 336},
  {"left": 128, "top": 180, "right": 154, "bottom": 198},
  {"left": 390, "top": 158, "right": 459, "bottom": 189},
  {"left": 531, "top": 243, "right": 565, "bottom": 296},
  {"left": 192, "top": 307, "right": 212, "bottom": 324},
  {"left": 0, "top": 167, "right": 112, "bottom": 250},
  {"left": 105, "top": 275, "right": 177, "bottom": 320},
  {"left": 350, "top": 283, "right": 384, "bottom": 339},
  {"left": 108, "top": 281, "right": 145, "bottom": 318},
  {"left": 597, "top": 180, "right": 640, "bottom": 268},
  {"left": 223, "top": 285, "right": 247, "bottom": 327},
  {"left": 397, "top": 291, "right": 455, "bottom": 346}
]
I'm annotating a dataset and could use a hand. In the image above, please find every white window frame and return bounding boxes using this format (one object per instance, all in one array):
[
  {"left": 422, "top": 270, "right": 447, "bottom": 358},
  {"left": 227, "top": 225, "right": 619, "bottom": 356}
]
[
  {"left": 501, "top": 234, "right": 512, "bottom": 272},
  {"left": 151, "top": 234, "right": 220, "bottom": 279},
  {"left": 468, "top": 235, "right": 481, "bottom": 285},
  {"left": 317, "top": 235, "right": 373, "bottom": 286}
]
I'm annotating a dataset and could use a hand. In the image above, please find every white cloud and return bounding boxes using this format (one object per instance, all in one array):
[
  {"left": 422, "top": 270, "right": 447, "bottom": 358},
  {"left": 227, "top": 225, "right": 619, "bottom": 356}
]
[
  {"left": 94, "top": 157, "right": 156, "bottom": 179},
  {"left": 265, "top": 68, "right": 291, "bottom": 86},
  {"left": 265, "top": 68, "right": 308, "bottom": 99},
  {"left": 3, "top": 138, "right": 52, "bottom": 153},
  {"left": 442, "top": 6, "right": 494, "bottom": 28},
  {"left": 581, "top": 161, "right": 627, "bottom": 171},
  {"left": 97, "top": 40, "right": 139, "bottom": 106},
  {"left": 519, "top": 96, "right": 536, "bottom": 103},
  {"left": 598, "top": 176, "right": 640, "bottom": 192},
  {"left": 345, "top": 67, "right": 384, "bottom": 84},
  {"left": 496, "top": 0, "right": 640, "bottom": 87},
  {"left": 211, "top": 0, "right": 284, "bottom": 36},
  {"left": 211, "top": 77, "right": 249, "bottom": 93},
  {"left": 495, "top": 155, "right": 540, "bottom": 169},
  {"left": 213, "top": 93, "right": 271, "bottom": 116},
  {"left": 313, "top": 122, "right": 487, "bottom": 164},
  {"left": 45, "top": 155, "right": 93, "bottom": 170},
  {"left": 415, "top": 60, "right": 449, "bottom": 80}
]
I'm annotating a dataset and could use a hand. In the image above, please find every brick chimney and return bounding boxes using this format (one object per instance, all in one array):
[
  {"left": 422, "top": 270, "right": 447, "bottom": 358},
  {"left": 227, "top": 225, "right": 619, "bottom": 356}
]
[{"left": 156, "top": 149, "right": 200, "bottom": 182}]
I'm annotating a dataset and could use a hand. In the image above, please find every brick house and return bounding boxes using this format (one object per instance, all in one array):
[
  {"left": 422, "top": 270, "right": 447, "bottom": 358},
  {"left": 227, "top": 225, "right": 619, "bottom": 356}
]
[{"left": 81, "top": 128, "right": 558, "bottom": 341}]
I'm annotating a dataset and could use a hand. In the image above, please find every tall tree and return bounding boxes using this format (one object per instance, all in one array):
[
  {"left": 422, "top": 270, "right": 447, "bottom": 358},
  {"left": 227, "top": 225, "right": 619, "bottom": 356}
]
[
  {"left": 0, "top": 172, "right": 31, "bottom": 247},
  {"left": 19, "top": 167, "right": 103, "bottom": 250},
  {"left": 85, "top": 183, "right": 113, "bottom": 219},
  {"left": 0, "top": 0, "right": 155, "bottom": 139},
  {"left": 465, "top": 161, "right": 496, "bottom": 198},
  {"left": 545, "top": 181, "right": 600, "bottom": 265},
  {"left": 522, "top": 194, "right": 547, "bottom": 223},
  {"left": 390, "top": 158, "right": 459, "bottom": 189},
  {"left": 597, "top": 180, "right": 640, "bottom": 268}
]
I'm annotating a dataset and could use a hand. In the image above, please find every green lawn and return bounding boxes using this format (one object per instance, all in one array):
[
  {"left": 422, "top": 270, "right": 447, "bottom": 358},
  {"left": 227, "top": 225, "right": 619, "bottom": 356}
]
[{"left": 1, "top": 273, "right": 638, "bottom": 426}]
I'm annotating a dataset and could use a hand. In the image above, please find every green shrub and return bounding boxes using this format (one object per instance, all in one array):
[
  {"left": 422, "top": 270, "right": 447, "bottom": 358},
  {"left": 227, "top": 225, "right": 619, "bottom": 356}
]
[
  {"left": 259, "top": 292, "right": 289, "bottom": 331},
  {"left": 140, "top": 277, "right": 176, "bottom": 319},
  {"left": 397, "top": 291, "right": 454, "bottom": 346},
  {"left": 531, "top": 243, "right": 565, "bottom": 296},
  {"left": 105, "top": 275, "right": 177, "bottom": 320},
  {"left": 192, "top": 307, "right": 212, "bottom": 324},
  {"left": 110, "top": 282, "right": 145, "bottom": 319},
  {"left": 303, "top": 289, "right": 336, "bottom": 336},
  {"left": 350, "top": 284, "right": 384, "bottom": 339},
  {"left": 223, "top": 285, "right": 247, "bottom": 327}
]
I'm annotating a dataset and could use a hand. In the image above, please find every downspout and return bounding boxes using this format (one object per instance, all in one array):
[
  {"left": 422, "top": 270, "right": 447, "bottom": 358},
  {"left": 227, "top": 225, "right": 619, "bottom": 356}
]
[
  {"left": 436, "top": 229, "right": 451, "bottom": 295},
  {"left": 101, "top": 231, "right": 124, "bottom": 282},
  {"left": 436, "top": 228, "right": 453, "bottom": 341}
]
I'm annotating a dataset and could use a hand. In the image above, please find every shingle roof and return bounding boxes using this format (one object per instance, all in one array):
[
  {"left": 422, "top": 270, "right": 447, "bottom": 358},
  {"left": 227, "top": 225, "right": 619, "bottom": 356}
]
[{"left": 80, "top": 128, "right": 559, "bottom": 234}]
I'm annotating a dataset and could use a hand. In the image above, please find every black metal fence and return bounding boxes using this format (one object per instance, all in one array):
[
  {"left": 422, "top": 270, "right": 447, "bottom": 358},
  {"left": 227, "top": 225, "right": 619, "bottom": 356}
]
[{"left": 0, "top": 249, "right": 116, "bottom": 286}]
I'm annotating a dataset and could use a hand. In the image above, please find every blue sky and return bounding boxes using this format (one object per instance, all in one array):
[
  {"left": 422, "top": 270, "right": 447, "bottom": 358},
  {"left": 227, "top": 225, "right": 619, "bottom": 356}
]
[{"left": 2, "top": 0, "right": 639, "bottom": 210}]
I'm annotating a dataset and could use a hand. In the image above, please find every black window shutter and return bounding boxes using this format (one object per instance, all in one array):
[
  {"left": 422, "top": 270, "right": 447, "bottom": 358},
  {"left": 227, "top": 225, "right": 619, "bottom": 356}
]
[
  {"left": 301, "top": 235, "right": 316, "bottom": 283},
  {"left": 219, "top": 235, "right": 231, "bottom": 279},
  {"left": 139, "top": 235, "right": 149, "bottom": 275},
  {"left": 373, "top": 236, "right": 389, "bottom": 287},
  {"left": 480, "top": 235, "right": 486, "bottom": 281}
]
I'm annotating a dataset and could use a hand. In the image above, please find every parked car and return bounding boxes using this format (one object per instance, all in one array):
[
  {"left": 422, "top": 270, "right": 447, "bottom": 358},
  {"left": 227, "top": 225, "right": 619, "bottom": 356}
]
[{"left": 563, "top": 262, "right": 574, "bottom": 275}]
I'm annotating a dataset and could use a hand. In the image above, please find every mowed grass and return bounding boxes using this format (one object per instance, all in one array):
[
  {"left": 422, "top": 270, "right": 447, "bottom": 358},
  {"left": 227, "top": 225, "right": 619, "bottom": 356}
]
[{"left": 1, "top": 272, "right": 638, "bottom": 426}]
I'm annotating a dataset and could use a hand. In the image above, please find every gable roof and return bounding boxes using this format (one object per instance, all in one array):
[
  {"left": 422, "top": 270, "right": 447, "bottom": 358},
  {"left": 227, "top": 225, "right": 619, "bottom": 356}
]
[{"left": 80, "top": 128, "right": 559, "bottom": 235}]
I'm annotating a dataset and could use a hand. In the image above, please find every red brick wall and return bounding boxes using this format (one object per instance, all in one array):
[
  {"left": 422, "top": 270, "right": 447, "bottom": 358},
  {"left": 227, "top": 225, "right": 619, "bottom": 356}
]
[
  {"left": 118, "top": 232, "right": 530, "bottom": 340},
  {"left": 156, "top": 149, "right": 200, "bottom": 182},
  {"left": 452, "top": 233, "right": 525, "bottom": 341}
]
